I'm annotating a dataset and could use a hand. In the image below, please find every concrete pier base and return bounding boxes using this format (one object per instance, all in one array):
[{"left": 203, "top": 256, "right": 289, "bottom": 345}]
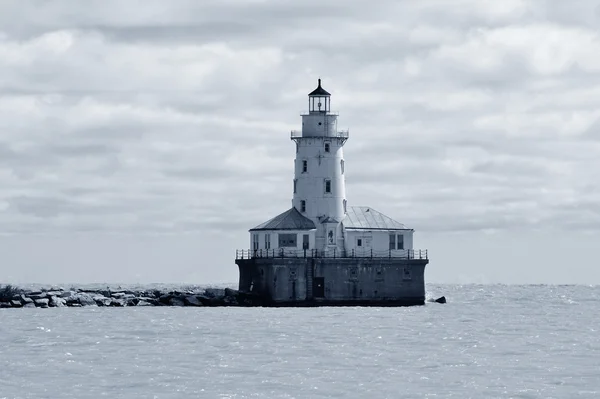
[{"left": 236, "top": 257, "right": 428, "bottom": 307}]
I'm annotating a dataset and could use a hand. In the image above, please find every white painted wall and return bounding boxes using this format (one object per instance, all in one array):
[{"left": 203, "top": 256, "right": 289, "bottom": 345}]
[
  {"left": 249, "top": 230, "right": 316, "bottom": 251},
  {"left": 292, "top": 111, "right": 347, "bottom": 240},
  {"left": 344, "top": 229, "right": 414, "bottom": 256}
]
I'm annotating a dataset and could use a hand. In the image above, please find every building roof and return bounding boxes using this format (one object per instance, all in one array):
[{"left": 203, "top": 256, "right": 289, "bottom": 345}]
[
  {"left": 308, "top": 79, "right": 331, "bottom": 96},
  {"left": 250, "top": 207, "right": 316, "bottom": 231},
  {"left": 342, "top": 206, "right": 410, "bottom": 231}
]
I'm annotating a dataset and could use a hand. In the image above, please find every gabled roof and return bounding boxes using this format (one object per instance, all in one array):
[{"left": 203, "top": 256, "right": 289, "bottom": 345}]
[
  {"left": 342, "top": 206, "right": 410, "bottom": 231},
  {"left": 250, "top": 207, "right": 316, "bottom": 231},
  {"left": 308, "top": 79, "right": 331, "bottom": 96}
]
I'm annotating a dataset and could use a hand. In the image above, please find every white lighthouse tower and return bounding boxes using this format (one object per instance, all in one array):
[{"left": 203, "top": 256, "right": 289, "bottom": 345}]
[{"left": 291, "top": 79, "right": 348, "bottom": 253}]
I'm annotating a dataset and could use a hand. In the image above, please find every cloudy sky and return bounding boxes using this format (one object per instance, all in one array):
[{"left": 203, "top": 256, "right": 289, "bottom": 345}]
[{"left": 1, "top": 0, "right": 600, "bottom": 285}]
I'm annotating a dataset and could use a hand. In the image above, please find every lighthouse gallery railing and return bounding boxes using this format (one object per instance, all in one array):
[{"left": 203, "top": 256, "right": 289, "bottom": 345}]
[{"left": 236, "top": 248, "right": 428, "bottom": 260}]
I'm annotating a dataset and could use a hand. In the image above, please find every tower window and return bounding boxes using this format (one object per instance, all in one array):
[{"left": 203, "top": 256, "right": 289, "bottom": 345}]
[
  {"left": 302, "top": 160, "right": 307, "bottom": 173},
  {"left": 293, "top": 179, "right": 297, "bottom": 194},
  {"left": 325, "top": 179, "right": 331, "bottom": 193},
  {"left": 324, "top": 143, "right": 330, "bottom": 152},
  {"left": 300, "top": 200, "right": 306, "bottom": 212},
  {"left": 340, "top": 159, "right": 344, "bottom": 174},
  {"left": 343, "top": 199, "right": 347, "bottom": 213}
]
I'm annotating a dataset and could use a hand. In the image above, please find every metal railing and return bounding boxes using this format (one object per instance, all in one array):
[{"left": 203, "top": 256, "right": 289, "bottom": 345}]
[
  {"left": 236, "top": 248, "right": 428, "bottom": 260},
  {"left": 290, "top": 130, "right": 349, "bottom": 139}
]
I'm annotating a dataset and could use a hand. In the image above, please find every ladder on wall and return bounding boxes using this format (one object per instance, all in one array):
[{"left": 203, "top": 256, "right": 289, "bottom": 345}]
[{"left": 306, "top": 259, "right": 315, "bottom": 299}]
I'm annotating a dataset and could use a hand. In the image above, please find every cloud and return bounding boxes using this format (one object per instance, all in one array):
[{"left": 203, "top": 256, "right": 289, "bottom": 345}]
[{"left": 1, "top": 0, "right": 600, "bottom": 241}]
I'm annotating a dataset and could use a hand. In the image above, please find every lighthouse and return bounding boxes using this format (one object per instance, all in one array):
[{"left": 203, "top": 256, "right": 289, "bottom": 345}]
[
  {"left": 292, "top": 79, "right": 348, "bottom": 253},
  {"left": 236, "top": 79, "right": 429, "bottom": 306}
]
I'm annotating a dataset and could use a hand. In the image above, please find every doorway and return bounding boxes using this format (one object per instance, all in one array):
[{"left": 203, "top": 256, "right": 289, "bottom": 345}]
[{"left": 313, "top": 277, "right": 325, "bottom": 298}]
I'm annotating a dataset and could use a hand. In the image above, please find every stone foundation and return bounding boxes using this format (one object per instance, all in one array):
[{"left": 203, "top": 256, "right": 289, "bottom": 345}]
[{"left": 236, "top": 257, "right": 429, "bottom": 306}]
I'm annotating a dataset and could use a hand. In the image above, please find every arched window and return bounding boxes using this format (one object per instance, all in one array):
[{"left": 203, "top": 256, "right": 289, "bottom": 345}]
[{"left": 324, "top": 143, "right": 330, "bottom": 152}]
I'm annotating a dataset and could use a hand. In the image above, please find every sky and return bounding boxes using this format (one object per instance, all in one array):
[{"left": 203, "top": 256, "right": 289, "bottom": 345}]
[{"left": 1, "top": 0, "right": 600, "bottom": 285}]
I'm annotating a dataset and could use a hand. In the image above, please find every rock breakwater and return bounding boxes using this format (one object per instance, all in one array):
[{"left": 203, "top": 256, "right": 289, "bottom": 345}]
[{"left": 0, "top": 285, "right": 258, "bottom": 308}]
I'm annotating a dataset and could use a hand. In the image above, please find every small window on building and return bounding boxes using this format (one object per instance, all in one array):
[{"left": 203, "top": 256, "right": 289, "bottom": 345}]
[
  {"left": 302, "top": 160, "right": 307, "bottom": 173},
  {"left": 293, "top": 179, "right": 297, "bottom": 194},
  {"left": 296, "top": 143, "right": 299, "bottom": 153},
  {"left": 278, "top": 233, "right": 297, "bottom": 247},
  {"left": 324, "top": 143, "right": 330, "bottom": 152},
  {"left": 300, "top": 200, "right": 306, "bottom": 213},
  {"left": 252, "top": 234, "right": 259, "bottom": 250},
  {"left": 325, "top": 179, "right": 331, "bottom": 193},
  {"left": 265, "top": 234, "right": 271, "bottom": 250},
  {"left": 343, "top": 199, "right": 347, "bottom": 213},
  {"left": 340, "top": 159, "right": 345, "bottom": 174},
  {"left": 357, "top": 238, "right": 362, "bottom": 247},
  {"left": 397, "top": 234, "right": 404, "bottom": 250},
  {"left": 389, "top": 233, "right": 396, "bottom": 250}
]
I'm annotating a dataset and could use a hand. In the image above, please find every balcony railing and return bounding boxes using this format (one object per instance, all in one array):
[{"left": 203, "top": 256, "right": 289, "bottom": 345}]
[
  {"left": 290, "top": 130, "right": 349, "bottom": 139},
  {"left": 236, "top": 248, "right": 428, "bottom": 260}
]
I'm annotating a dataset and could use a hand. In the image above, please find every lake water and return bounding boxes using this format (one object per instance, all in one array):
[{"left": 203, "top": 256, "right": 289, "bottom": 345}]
[{"left": 1, "top": 284, "right": 599, "bottom": 398}]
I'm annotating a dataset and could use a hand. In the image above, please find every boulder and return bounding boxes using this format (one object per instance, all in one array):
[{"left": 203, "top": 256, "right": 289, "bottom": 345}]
[
  {"left": 204, "top": 288, "right": 225, "bottom": 298},
  {"left": 34, "top": 298, "right": 49, "bottom": 308},
  {"left": 73, "top": 293, "right": 97, "bottom": 306},
  {"left": 50, "top": 296, "right": 67, "bottom": 307},
  {"left": 110, "top": 298, "right": 126, "bottom": 307},
  {"left": 184, "top": 296, "right": 203, "bottom": 307},
  {"left": 29, "top": 292, "right": 47, "bottom": 300},
  {"left": 0, "top": 302, "right": 11, "bottom": 308},
  {"left": 136, "top": 300, "right": 153, "bottom": 306},
  {"left": 60, "top": 291, "right": 74, "bottom": 298},
  {"left": 94, "top": 296, "right": 112, "bottom": 306},
  {"left": 169, "top": 298, "right": 185, "bottom": 307},
  {"left": 11, "top": 300, "right": 22, "bottom": 308},
  {"left": 21, "top": 295, "right": 33, "bottom": 304},
  {"left": 137, "top": 297, "right": 159, "bottom": 306},
  {"left": 23, "top": 302, "right": 36, "bottom": 308},
  {"left": 126, "top": 297, "right": 139, "bottom": 306},
  {"left": 434, "top": 296, "right": 447, "bottom": 304}
]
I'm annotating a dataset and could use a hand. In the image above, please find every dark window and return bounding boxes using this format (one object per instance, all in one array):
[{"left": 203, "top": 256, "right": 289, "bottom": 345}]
[
  {"left": 397, "top": 234, "right": 404, "bottom": 250},
  {"left": 325, "top": 179, "right": 331, "bottom": 193},
  {"left": 357, "top": 238, "right": 362, "bottom": 247},
  {"left": 293, "top": 179, "right": 297, "bottom": 193},
  {"left": 265, "top": 234, "right": 271, "bottom": 249},
  {"left": 302, "top": 160, "right": 307, "bottom": 173},
  {"left": 278, "top": 233, "right": 297, "bottom": 248},
  {"left": 343, "top": 199, "right": 347, "bottom": 213},
  {"left": 303, "top": 234, "right": 309, "bottom": 249},
  {"left": 300, "top": 200, "right": 306, "bottom": 212},
  {"left": 389, "top": 234, "right": 396, "bottom": 250},
  {"left": 324, "top": 143, "right": 330, "bottom": 152},
  {"left": 252, "top": 234, "right": 259, "bottom": 250},
  {"left": 341, "top": 159, "right": 344, "bottom": 174}
]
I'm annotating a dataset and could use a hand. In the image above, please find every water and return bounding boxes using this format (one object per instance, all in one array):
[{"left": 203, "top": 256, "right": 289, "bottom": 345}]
[{"left": 1, "top": 284, "right": 599, "bottom": 398}]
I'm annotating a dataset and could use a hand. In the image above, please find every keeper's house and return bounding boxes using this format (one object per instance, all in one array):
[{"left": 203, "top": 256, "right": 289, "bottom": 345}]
[{"left": 235, "top": 79, "right": 429, "bottom": 306}]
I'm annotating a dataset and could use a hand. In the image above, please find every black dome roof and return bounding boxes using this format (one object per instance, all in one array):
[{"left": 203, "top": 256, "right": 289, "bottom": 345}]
[{"left": 308, "top": 79, "right": 331, "bottom": 96}]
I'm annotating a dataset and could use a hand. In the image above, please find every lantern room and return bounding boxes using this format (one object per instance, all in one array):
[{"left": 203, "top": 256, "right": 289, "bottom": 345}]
[{"left": 308, "top": 78, "right": 331, "bottom": 113}]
